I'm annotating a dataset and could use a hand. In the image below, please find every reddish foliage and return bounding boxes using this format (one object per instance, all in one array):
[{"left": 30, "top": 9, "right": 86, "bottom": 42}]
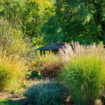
[{"left": 39, "top": 62, "right": 63, "bottom": 78}]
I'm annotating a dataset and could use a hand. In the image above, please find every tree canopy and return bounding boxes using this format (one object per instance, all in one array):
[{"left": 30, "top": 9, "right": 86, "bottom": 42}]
[
  {"left": 43, "top": 0, "right": 105, "bottom": 44},
  {"left": 0, "top": 0, "right": 105, "bottom": 46},
  {"left": 0, "top": 0, "right": 54, "bottom": 46}
]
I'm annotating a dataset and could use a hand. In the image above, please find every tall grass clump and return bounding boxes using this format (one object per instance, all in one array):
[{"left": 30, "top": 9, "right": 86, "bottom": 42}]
[
  {"left": 59, "top": 42, "right": 105, "bottom": 63},
  {"left": 58, "top": 42, "right": 105, "bottom": 105},
  {"left": 34, "top": 53, "right": 62, "bottom": 77},
  {"left": 0, "top": 50, "right": 28, "bottom": 91}
]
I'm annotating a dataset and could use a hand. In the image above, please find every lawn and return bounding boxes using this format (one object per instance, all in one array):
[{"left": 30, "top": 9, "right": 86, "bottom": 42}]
[{"left": 0, "top": 99, "right": 21, "bottom": 105}]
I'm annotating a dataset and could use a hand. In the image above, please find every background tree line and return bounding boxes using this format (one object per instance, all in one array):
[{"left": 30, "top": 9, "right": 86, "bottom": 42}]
[{"left": 0, "top": 0, "right": 105, "bottom": 47}]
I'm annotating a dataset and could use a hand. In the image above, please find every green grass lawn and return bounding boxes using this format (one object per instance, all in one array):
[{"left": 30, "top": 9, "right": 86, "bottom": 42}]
[{"left": 0, "top": 99, "right": 21, "bottom": 105}]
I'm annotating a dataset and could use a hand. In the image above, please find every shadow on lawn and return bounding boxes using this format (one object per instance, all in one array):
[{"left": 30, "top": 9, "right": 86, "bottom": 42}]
[
  {"left": 0, "top": 99, "right": 22, "bottom": 105},
  {"left": 14, "top": 98, "right": 27, "bottom": 105}
]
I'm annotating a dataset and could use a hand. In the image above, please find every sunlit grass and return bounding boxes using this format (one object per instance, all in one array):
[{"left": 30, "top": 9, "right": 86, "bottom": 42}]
[{"left": 0, "top": 99, "right": 21, "bottom": 105}]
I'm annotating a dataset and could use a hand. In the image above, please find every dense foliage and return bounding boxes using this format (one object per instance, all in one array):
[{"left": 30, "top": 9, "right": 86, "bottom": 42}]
[
  {"left": 43, "top": 0, "right": 105, "bottom": 44},
  {"left": 1, "top": 0, "right": 105, "bottom": 45},
  {"left": 0, "top": 0, "right": 54, "bottom": 46}
]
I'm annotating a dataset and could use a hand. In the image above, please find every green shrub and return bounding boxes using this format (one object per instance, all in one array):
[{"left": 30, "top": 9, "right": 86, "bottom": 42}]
[
  {"left": 0, "top": 19, "right": 34, "bottom": 61},
  {"left": 34, "top": 53, "right": 63, "bottom": 77},
  {"left": 58, "top": 55, "right": 105, "bottom": 105},
  {"left": 25, "top": 82, "right": 68, "bottom": 105}
]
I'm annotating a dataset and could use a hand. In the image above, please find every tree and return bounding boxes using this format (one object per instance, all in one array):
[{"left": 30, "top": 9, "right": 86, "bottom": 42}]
[
  {"left": 21, "top": 0, "right": 55, "bottom": 46},
  {"left": 0, "top": 0, "right": 24, "bottom": 25},
  {"left": 0, "top": 0, "right": 55, "bottom": 46},
  {"left": 43, "top": 0, "right": 105, "bottom": 44}
]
